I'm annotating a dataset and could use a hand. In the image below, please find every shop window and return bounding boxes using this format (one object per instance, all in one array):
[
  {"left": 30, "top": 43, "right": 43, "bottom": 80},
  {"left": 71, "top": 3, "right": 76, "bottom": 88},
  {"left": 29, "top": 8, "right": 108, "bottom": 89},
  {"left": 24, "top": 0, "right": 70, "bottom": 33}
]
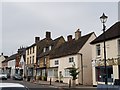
[
  {"left": 48, "top": 69, "right": 53, "bottom": 77},
  {"left": 95, "top": 66, "right": 113, "bottom": 82}
]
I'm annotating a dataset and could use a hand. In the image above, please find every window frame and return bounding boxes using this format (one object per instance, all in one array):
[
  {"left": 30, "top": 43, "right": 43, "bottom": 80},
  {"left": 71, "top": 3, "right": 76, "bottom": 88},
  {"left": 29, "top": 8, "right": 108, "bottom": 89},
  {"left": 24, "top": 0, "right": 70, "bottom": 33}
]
[
  {"left": 118, "top": 39, "right": 120, "bottom": 56},
  {"left": 69, "top": 57, "right": 74, "bottom": 63},
  {"left": 96, "top": 44, "right": 101, "bottom": 56},
  {"left": 55, "top": 60, "right": 59, "bottom": 65}
]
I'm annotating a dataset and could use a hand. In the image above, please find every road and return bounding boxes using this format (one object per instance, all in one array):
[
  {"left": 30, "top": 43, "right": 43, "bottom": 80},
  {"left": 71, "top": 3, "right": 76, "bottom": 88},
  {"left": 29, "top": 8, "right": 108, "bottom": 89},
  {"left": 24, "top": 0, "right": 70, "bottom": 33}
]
[
  {"left": 1, "top": 79, "right": 97, "bottom": 90},
  {"left": 1, "top": 79, "right": 58, "bottom": 90}
]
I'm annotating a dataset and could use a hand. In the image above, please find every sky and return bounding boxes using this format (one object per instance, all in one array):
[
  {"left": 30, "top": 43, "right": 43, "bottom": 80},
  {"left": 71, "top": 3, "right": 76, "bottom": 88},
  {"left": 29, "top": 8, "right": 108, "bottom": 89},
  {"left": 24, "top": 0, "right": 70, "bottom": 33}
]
[{"left": 1, "top": 0, "right": 119, "bottom": 56}]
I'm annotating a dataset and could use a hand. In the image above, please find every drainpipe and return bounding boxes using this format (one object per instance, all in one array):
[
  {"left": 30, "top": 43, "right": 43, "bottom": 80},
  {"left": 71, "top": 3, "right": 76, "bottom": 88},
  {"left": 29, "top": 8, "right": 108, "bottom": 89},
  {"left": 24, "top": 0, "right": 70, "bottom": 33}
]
[{"left": 78, "top": 53, "right": 83, "bottom": 85}]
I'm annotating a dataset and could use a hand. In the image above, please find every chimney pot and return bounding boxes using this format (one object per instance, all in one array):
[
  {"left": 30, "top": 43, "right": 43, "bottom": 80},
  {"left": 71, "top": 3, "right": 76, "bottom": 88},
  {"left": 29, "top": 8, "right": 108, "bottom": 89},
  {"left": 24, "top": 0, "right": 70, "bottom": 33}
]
[
  {"left": 67, "top": 35, "right": 72, "bottom": 41},
  {"left": 1, "top": 53, "right": 3, "bottom": 55},
  {"left": 75, "top": 29, "right": 81, "bottom": 40},
  {"left": 35, "top": 37, "right": 40, "bottom": 43},
  {"left": 46, "top": 31, "right": 51, "bottom": 39}
]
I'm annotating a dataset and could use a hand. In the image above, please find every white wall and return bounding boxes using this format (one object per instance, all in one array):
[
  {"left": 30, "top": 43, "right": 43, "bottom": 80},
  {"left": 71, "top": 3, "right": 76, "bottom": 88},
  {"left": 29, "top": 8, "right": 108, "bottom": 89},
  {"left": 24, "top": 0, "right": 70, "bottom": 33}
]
[
  {"left": 0, "top": 55, "right": 6, "bottom": 68},
  {"left": 26, "top": 45, "right": 37, "bottom": 64},
  {"left": 79, "top": 33, "right": 96, "bottom": 85},
  {"left": 50, "top": 55, "right": 78, "bottom": 84},
  {"left": 49, "top": 33, "right": 96, "bottom": 85},
  {"left": 8, "top": 59, "right": 16, "bottom": 76},
  {"left": 92, "top": 38, "right": 120, "bottom": 85}
]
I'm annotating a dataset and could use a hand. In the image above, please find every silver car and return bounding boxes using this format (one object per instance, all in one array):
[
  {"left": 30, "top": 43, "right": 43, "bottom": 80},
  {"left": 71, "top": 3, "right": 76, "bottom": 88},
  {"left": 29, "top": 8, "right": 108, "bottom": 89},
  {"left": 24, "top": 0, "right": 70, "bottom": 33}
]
[
  {"left": 0, "top": 73, "right": 7, "bottom": 80},
  {"left": 0, "top": 83, "right": 29, "bottom": 90}
]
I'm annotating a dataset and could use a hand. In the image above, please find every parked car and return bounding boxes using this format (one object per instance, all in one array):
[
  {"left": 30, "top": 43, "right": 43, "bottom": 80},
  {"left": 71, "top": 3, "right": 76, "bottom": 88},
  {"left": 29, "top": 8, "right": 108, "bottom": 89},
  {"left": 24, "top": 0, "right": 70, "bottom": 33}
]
[
  {"left": 7, "top": 73, "right": 10, "bottom": 78},
  {"left": 0, "top": 83, "right": 29, "bottom": 90},
  {"left": 12, "top": 74, "right": 23, "bottom": 80},
  {"left": 0, "top": 73, "right": 7, "bottom": 80}
]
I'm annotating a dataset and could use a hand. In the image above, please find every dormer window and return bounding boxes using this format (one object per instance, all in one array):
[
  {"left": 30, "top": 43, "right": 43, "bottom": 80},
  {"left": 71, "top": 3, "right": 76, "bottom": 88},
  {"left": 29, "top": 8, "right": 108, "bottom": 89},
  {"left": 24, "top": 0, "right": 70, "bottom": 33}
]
[
  {"left": 43, "top": 48, "right": 46, "bottom": 52},
  {"left": 43, "top": 46, "right": 52, "bottom": 53},
  {"left": 46, "top": 47, "right": 49, "bottom": 52},
  {"left": 49, "top": 46, "right": 52, "bottom": 50}
]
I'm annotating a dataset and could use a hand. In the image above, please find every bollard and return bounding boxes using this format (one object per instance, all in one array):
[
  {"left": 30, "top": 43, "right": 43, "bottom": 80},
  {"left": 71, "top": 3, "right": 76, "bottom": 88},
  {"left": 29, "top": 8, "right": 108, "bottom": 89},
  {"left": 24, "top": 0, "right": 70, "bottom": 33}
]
[
  {"left": 69, "top": 79, "right": 71, "bottom": 88},
  {"left": 50, "top": 78, "right": 51, "bottom": 85}
]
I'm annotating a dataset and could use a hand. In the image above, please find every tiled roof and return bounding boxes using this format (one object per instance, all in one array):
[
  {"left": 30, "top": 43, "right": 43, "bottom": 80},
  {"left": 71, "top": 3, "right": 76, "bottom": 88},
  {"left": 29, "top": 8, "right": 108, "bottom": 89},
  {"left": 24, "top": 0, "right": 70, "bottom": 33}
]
[
  {"left": 50, "top": 32, "right": 94, "bottom": 59},
  {"left": 91, "top": 21, "right": 120, "bottom": 44},
  {"left": 2, "top": 53, "right": 17, "bottom": 63},
  {"left": 7, "top": 53, "right": 17, "bottom": 61},
  {"left": 37, "top": 36, "right": 65, "bottom": 58},
  {"left": 26, "top": 43, "right": 36, "bottom": 49}
]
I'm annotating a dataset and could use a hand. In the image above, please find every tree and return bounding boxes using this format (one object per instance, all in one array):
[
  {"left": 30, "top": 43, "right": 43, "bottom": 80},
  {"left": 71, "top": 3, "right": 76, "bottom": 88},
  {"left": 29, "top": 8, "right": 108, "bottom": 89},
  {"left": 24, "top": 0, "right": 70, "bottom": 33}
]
[{"left": 69, "top": 62, "right": 79, "bottom": 86}]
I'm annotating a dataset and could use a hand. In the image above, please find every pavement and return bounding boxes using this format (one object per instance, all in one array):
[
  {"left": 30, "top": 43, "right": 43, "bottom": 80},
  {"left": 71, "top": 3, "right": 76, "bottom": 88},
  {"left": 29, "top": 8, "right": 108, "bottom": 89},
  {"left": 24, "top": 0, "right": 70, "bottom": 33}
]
[{"left": 28, "top": 79, "right": 97, "bottom": 89}]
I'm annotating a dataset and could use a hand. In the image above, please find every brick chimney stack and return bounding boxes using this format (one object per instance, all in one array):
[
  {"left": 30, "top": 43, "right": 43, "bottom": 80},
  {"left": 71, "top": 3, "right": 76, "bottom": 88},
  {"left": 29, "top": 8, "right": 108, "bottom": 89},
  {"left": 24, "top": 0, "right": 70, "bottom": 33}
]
[
  {"left": 75, "top": 29, "right": 81, "bottom": 40},
  {"left": 1, "top": 53, "right": 3, "bottom": 55},
  {"left": 67, "top": 35, "right": 72, "bottom": 41},
  {"left": 35, "top": 37, "right": 40, "bottom": 43},
  {"left": 46, "top": 31, "right": 51, "bottom": 39}
]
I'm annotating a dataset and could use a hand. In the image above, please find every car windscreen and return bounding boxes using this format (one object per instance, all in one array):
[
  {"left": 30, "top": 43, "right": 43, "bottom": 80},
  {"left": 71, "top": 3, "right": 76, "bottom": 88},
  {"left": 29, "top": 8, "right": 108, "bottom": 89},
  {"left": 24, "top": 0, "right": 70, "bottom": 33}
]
[{"left": 1, "top": 87, "right": 29, "bottom": 90}]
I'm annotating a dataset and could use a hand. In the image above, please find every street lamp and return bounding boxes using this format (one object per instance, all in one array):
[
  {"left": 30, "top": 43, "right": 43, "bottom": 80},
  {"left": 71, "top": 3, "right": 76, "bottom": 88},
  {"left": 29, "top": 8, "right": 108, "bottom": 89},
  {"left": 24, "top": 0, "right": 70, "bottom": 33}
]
[{"left": 100, "top": 13, "right": 108, "bottom": 84}]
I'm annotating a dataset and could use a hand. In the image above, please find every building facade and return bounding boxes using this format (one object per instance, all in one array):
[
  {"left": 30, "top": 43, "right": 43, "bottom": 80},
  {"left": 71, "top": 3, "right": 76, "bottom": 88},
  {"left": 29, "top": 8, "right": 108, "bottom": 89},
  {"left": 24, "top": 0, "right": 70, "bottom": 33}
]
[
  {"left": 26, "top": 43, "right": 37, "bottom": 81},
  {"left": 48, "top": 30, "right": 96, "bottom": 85},
  {"left": 91, "top": 21, "right": 120, "bottom": 86},
  {"left": 36, "top": 32, "right": 65, "bottom": 81},
  {"left": 0, "top": 53, "right": 8, "bottom": 73}
]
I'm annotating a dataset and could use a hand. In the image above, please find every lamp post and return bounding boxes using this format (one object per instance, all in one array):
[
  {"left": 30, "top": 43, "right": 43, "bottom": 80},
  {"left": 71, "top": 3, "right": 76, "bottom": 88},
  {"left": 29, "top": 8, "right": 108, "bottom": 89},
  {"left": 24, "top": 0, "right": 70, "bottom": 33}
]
[{"left": 100, "top": 13, "right": 108, "bottom": 85}]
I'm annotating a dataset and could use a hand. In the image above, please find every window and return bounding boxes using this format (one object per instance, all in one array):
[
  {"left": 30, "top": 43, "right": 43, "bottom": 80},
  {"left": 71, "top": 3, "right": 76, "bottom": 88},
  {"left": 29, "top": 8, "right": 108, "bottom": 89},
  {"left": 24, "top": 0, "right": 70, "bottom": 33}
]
[
  {"left": 96, "top": 44, "right": 101, "bottom": 56},
  {"left": 27, "top": 50, "right": 29, "bottom": 55},
  {"left": 27, "top": 58, "right": 29, "bottom": 64},
  {"left": 1, "top": 87, "right": 29, "bottom": 90},
  {"left": 32, "top": 56, "right": 34, "bottom": 64},
  {"left": 118, "top": 40, "right": 120, "bottom": 55},
  {"left": 96, "top": 66, "right": 113, "bottom": 82},
  {"left": 54, "top": 69, "right": 58, "bottom": 77},
  {"left": 33, "top": 46, "right": 34, "bottom": 53},
  {"left": 55, "top": 60, "right": 59, "bottom": 65},
  {"left": 30, "top": 57, "right": 31, "bottom": 64},
  {"left": 37, "top": 59, "right": 40, "bottom": 66},
  {"left": 69, "top": 57, "right": 74, "bottom": 63},
  {"left": 30, "top": 48, "right": 31, "bottom": 54},
  {"left": 42, "top": 69, "right": 45, "bottom": 76},
  {"left": 44, "top": 57, "right": 46, "bottom": 66},
  {"left": 43, "top": 48, "right": 46, "bottom": 52},
  {"left": 46, "top": 47, "right": 49, "bottom": 51},
  {"left": 64, "top": 69, "right": 70, "bottom": 77},
  {"left": 48, "top": 69, "right": 53, "bottom": 77},
  {"left": 49, "top": 46, "right": 52, "bottom": 50}
]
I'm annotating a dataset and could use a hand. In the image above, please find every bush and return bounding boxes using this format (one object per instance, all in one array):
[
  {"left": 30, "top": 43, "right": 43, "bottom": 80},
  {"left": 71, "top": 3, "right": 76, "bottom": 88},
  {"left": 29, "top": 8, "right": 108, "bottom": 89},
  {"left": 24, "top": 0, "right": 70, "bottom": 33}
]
[
  {"left": 55, "top": 80, "right": 59, "bottom": 82},
  {"left": 60, "top": 80, "right": 63, "bottom": 83}
]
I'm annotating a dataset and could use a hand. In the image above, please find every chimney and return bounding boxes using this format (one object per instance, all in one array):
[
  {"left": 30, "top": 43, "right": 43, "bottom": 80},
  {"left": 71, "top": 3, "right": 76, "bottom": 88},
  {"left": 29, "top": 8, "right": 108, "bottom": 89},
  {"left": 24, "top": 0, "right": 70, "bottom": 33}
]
[
  {"left": 67, "top": 35, "right": 72, "bottom": 41},
  {"left": 35, "top": 37, "right": 40, "bottom": 43},
  {"left": 1, "top": 53, "right": 3, "bottom": 55},
  {"left": 75, "top": 29, "right": 81, "bottom": 40},
  {"left": 46, "top": 31, "right": 51, "bottom": 39}
]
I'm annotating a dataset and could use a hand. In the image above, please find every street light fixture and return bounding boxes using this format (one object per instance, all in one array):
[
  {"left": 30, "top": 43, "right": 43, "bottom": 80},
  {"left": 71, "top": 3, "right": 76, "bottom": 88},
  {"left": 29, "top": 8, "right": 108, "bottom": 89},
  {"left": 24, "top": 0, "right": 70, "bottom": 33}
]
[{"left": 100, "top": 13, "right": 108, "bottom": 85}]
